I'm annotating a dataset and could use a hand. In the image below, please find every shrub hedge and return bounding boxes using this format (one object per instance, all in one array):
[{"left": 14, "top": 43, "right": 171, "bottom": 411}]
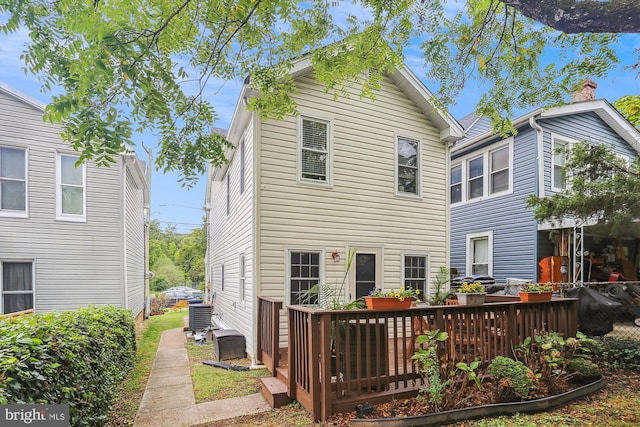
[
  {"left": 591, "top": 336, "right": 640, "bottom": 371},
  {"left": 0, "top": 305, "right": 136, "bottom": 426}
]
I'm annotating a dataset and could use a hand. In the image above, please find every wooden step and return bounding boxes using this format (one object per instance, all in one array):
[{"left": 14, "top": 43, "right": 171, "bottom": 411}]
[{"left": 260, "top": 377, "right": 292, "bottom": 408}]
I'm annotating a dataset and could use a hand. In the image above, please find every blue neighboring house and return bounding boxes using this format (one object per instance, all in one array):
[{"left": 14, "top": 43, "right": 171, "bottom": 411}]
[{"left": 450, "top": 81, "right": 640, "bottom": 284}]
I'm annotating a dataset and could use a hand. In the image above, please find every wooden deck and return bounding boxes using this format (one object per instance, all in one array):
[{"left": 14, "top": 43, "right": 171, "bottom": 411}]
[{"left": 257, "top": 295, "right": 578, "bottom": 422}]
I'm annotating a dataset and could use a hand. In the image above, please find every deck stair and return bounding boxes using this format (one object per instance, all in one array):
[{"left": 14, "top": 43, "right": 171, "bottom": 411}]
[{"left": 260, "top": 376, "right": 291, "bottom": 408}]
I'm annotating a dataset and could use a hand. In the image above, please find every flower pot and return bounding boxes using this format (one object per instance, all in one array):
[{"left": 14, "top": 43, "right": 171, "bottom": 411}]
[
  {"left": 519, "top": 291, "right": 553, "bottom": 302},
  {"left": 364, "top": 296, "right": 413, "bottom": 310},
  {"left": 455, "top": 293, "right": 486, "bottom": 306}
]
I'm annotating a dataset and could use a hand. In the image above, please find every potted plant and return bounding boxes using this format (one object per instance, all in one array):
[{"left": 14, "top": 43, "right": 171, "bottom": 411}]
[
  {"left": 455, "top": 281, "right": 486, "bottom": 306},
  {"left": 364, "top": 286, "right": 420, "bottom": 309},
  {"left": 519, "top": 282, "right": 554, "bottom": 302}
]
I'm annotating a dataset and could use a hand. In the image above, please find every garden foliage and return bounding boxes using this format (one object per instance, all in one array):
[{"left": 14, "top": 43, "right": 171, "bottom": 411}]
[
  {"left": 0, "top": 306, "right": 136, "bottom": 426},
  {"left": 592, "top": 336, "right": 640, "bottom": 371}
]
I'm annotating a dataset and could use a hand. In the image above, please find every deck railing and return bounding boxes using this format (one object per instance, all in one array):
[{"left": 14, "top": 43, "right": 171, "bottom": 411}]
[
  {"left": 258, "top": 295, "right": 578, "bottom": 422},
  {"left": 256, "top": 296, "right": 283, "bottom": 375}
]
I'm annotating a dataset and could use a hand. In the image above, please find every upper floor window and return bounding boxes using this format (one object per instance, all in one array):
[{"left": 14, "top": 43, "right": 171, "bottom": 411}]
[
  {"left": 552, "top": 140, "right": 567, "bottom": 191},
  {"left": 299, "top": 116, "right": 332, "bottom": 185},
  {"left": 397, "top": 137, "right": 420, "bottom": 195},
  {"left": 1, "top": 261, "right": 34, "bottom": 314},
  {"left": 467, "top": 156, "right": 484, "bottom": 200},
  {"left": 57, "top": 154, "right": 86, "bottom": 221},
  {"left": 450, "top": 164, "right": 462, "bottom": 204},
  {"left": 0, "top": 147, "right": 26, "bottom": 215},
  {"left": 451, "top": 138, "right": 512, "bottom": 204},
  {"left": 490, "top": 146, "right": 509, "bottom": 194}
]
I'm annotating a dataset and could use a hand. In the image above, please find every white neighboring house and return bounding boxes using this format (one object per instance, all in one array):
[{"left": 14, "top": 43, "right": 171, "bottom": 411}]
[
  {"left": 0, "top": 82, "right": 150, "bottom": 321},
  {"left": 205, "top": 57, "right": 464, "bottom": 364}
]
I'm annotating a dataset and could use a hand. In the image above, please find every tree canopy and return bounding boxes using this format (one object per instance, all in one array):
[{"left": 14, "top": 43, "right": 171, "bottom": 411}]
[
  {"left": 526, "top": 142, "right": 640, "bottom": 236},
  {"left": 1, "top": 0, "right": 638, "bottom": 184}
]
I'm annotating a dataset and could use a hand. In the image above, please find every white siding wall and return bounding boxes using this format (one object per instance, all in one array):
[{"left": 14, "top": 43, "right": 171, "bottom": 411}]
[
  {"left": 125, "top": 167, "right": 146, "bottom": 317},
  {"left": 0, "top": 89, "right": 144, "bottom": 315},
  {"left": 257, "top": 74, "right": 448, "bottom": 310},
  {"left": 209, "top": 122, "right": 255, "bottom": 355}
]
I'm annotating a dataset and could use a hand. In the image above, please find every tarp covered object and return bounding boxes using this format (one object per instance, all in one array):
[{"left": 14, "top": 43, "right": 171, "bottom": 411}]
[{"left": 565, "top": 286, "right": 623, "bottom": 336}]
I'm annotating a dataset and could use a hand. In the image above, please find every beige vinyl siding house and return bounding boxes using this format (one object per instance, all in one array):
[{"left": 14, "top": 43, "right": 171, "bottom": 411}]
[
  {"left": 0, "top": 82, "right": 149, "bottom": 320},
  {"left": 206, "top": 58, "right": 463, "bottom": 364}
]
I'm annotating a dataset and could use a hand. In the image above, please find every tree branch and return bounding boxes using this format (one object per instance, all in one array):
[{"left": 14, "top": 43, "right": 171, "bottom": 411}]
[{"left": 501, "top": 0, "right": 640, "bottom": 33}]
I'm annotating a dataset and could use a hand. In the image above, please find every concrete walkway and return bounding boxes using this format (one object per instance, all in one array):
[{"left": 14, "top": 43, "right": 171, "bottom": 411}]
[{"left": 134, "top": 328, "right": 271, "bottom": 427}]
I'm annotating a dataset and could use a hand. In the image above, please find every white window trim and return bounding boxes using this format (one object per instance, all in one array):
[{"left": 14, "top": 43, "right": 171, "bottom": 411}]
[
  {"left": 297, "top": 114, "right": 333, "bottom": 187},
  {"left": 0, "top": 145, "right": 29, "bottom": 218},
  {"left": 1, "top": 259, "right": 36, "bottom": 315},
  {"left": 451, "top": 138, "right": 513, "bottom": 206},
  {"left": 489, "top": 145, "right": 512, "bottom": 196},
  {"left": 394, "top": 134, "right": 422, "bottom": 198},
  {"left": 285, "top": 247, "right": 325, "bottom": 307},
  {"left": 450, "top": 163, "right": 462, "bottom": 205},
  {"left": 550, "top": 133, "right": 576, "bottom": 193},
  {"left": 465, "top": 231, "right": 493, "bottom": 277},
  {"left": 56, "top": 152, "right": 86, "bottom": 222},
  {"left": 239, "top": 252, "right": 246, "bottom": 304},
  {"left": 346, "top": 244, "right": 384, "bottom": 301},
  {"left": 401, "top": 252, "right": 430, "bottom": 297}
]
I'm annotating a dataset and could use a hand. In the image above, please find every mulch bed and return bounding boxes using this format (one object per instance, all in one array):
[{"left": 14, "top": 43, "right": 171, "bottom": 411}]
[{"left": 326, "top": 369, "right": 640, "bottom": 426}]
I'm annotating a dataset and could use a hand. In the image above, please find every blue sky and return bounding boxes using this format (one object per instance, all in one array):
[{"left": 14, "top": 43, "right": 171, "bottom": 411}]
[{"left": 1, "top": 11, "right": 638, "bottom": 233}]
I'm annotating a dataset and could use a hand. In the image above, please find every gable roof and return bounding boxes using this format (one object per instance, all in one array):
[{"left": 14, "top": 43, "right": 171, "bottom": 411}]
[
  {"left": 0, "top": 81, "right": 47, "bottom": 111},
  {"left": 211, "top": 56, "right": 465, "bottom": 181},
  {"left": 453, "top": 99, "right": 640, "bottom": 155}
]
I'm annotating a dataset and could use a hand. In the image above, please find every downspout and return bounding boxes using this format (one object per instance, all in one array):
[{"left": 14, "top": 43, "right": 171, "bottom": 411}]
[
  {"left": 529, "top": 115, "right": 544, "bottom": 281},
  {"left": 251, "top": 111, "right": 261, "bottom": 369},
  {"left": 529, "top": 116, "right": 544, "bottom": 199},
  {"left": 445, "top": 140, "right": 455, "bottom": 281}
]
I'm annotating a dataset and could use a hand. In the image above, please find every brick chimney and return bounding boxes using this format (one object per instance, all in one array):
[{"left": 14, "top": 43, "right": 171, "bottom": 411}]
[{"left": 572, "top": 79, "right": 598, "bottom": 102}]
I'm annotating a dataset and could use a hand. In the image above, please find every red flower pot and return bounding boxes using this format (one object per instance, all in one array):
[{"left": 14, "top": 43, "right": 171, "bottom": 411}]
[
  {"left": 364, "top": 297, "right": 413, "bottom": 310},
  {"left": 519, "top": 291, "right": 553, "bottom": 302}
]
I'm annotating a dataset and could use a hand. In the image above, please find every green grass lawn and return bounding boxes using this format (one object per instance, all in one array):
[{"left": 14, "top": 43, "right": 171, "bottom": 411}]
[{"left": 186, "top": 343, "right": 270, "bottom": 403}]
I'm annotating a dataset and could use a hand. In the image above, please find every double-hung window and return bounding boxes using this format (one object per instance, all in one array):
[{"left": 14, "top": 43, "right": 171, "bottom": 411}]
[
  {"left": 450, "top": 164, "right": 462, "bottom": 204},
  {"left": 57, "top": 154, "right": 85, "bottom": 221},
  {"left": 299, "top": 117, "right": 331, "bottom": 185},
  {"left": 451, "top": 138, "right": 512, "bottom": 204},
  {"left": 403, "top": 255, "right": 428, "bottom": 296},
  {"left": 1, "top": 261, "right": 34, "bottom": 314},
  {"left": 467, "top": 156, "right": 484, "bottom": 200},
  {"left": 466, "top": 231, "right": 493, "bottom": 276},
  {"left": 0, "top": 147, "right": 27, "bottom": 215},
  {"left": 552, "top": 140, "right": 567, "bottom": 191},
  {"left": 490, "top": 146, "right": 509, "bottom": 194},
  {"left": 397, "top": 137, "right": 420, "bottom": 195},
  {"left": 289, "top": 251, "right": 321, "bottom": 305}
]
